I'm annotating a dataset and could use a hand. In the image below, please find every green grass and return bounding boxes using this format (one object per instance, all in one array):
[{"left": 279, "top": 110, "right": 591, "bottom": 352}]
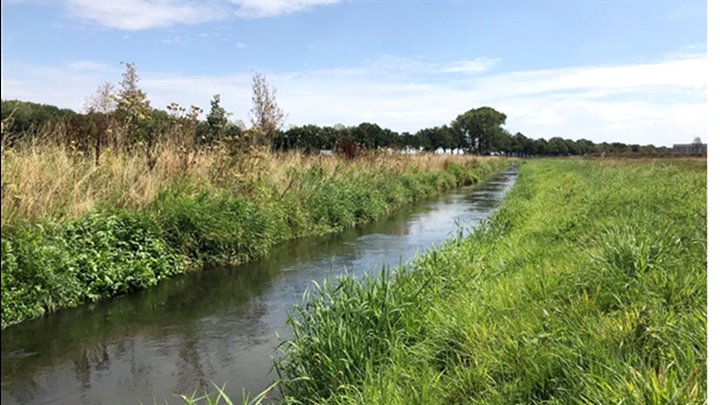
[
  {"left": 1, "top": 156, "right": 511, "bottom": 329},
  {"left": 275, "top": 159, "right": 706, "bottom": 404}
]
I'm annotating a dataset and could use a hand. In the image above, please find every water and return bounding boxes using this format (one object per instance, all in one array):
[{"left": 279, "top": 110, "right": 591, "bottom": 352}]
[{"left": 1, "top": 167, "right": 518, "bottom": 404}]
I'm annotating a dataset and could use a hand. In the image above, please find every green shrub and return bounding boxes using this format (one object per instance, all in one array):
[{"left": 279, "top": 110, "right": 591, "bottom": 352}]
[{"left": 1, "top": 212, "right": 184, "bottom": 328}]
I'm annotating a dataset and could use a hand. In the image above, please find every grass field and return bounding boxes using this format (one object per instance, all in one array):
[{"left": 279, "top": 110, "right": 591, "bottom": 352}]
[
  {"left": 1, "top": 141, "right": 511, "bottom": 329},
  {"left": 275, "top": 159, "right": 707, "bottom": 404}
]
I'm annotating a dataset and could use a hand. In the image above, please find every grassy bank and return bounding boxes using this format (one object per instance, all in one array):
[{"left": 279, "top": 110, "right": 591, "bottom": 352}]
[
  {"left": 275, "top": 159, "right": 706, "bottom": 403},
  {"left": 1, "top": 142, "right": 511, "bottom": 328}
]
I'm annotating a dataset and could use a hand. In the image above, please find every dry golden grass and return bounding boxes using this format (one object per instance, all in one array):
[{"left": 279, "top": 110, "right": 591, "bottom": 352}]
[{"left": 1, "top": 139, "right": 489, "bottom": 228}]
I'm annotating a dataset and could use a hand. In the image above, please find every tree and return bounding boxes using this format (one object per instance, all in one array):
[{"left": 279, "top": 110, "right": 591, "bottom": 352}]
[
  {"left": 692, "top": 136, "right": 704, "bottom": 155},
  {"left": 534, "top": 138, "right": 548, "bottom": 155},
  {"left": 249, "top": 72, "right": 285, "bottom": 145},
  {"left": 82, "top": 82, "right": 118, "bottom": 164},
  {"left": 206, "top": 94, "right": 230, "bottom": 142},
  {"left": 418, "top": 125, "right": 456, "bottom": 152},
  {"left": 166, "top": 102, "right": 203, "bottom": 170},
  {"left": 547, "top": 137, "right": 568, "bottom": 156},
  {"left": 115, "top": 62, "right": 152, "bottom": 146},
  {"left": 576, "top": 138, "right": 595, "bottom": 155},
  {"left": 511, "top": 132, "right": 529, "bottom": 156},
  {"left": 0, "top": 99, "right": 76, "bottom": 139},
  {"left": 564, "top": 138, "right": 580, "bottom": 155},
  {"left": 352, "top": 122, "right": 392, "bottom": 149},
  {"left": 84, "top": 82, "right": 116, "bottom": 114},
  {"left": 451, "top": 107, "right": 507, "bottom": 154}
]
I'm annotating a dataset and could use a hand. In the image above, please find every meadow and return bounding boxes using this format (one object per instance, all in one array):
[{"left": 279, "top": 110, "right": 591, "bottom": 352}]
[
  {"left": 0, "top": 138, "right": 511, "bottom": 329},
  {"left": 275, "top": 159, "right": 707, "bottom": 404}
]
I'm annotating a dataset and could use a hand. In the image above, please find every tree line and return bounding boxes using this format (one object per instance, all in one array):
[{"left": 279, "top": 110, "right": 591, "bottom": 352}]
[
  {"left": 276, "top": 109, "right": 671, "bottom": 157},
  {"left": 1, "top": 63, "right": 672, "bottom": 158}
]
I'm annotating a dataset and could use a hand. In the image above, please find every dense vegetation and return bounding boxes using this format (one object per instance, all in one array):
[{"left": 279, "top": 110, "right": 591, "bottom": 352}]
[
  {"left": 2, "top": 64, "right": 675, "bottom": 159},
  {"left": 2, "top": 98, "right": 675, "bottom": 158},
  {"left": 0, "top": 64, "right": 521, "bottom": 329},
  {"left": 1, "top": 142, "right": 510, "bottom": 328},
  {"left": 275, "top": 159, "right": 706, "bottom": 403}
]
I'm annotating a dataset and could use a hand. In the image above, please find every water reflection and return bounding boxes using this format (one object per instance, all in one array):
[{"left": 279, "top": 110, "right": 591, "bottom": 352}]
[{"left": 1, "top": 167, "right": 517, "bottom": 404}]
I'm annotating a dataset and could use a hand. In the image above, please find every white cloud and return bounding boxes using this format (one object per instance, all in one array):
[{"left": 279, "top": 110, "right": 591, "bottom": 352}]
[
  {"left": 161, "top": 35, "right": 190, "bottom": 46},
  {"left": 231, "top": 0, "right": 338, "bottom": 18},
  {"left": 65, "top": 1, "right": 225, "bottom": 31},
  {"left": 442, "top": 58, "right": 500, "bottom": 74},
  {"left": 64, "top": 0, "right": 339, "bottom": 30},
  {"left": 66, "top": 60, "right": 110, "bottom": 71},
  {"left": 235, "top": 42, "right": 247, "bottom": 48},
  {"left": 370, "top": 55, "right": 500, "bottom": 75},
  {"left": 0, "top": 54, "right": 706, "bottom": 146}
]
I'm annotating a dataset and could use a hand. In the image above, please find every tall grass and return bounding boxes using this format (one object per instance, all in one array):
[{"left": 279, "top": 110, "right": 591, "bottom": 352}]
[
  {"left": 275, "top": 159, "right": 706, "bottom": 404},
  {"left": 1, "top": 138, "right": 486, "bottom": 228},
  {"left": 1, "top": 138, "right": 511, "bottom": 328}
]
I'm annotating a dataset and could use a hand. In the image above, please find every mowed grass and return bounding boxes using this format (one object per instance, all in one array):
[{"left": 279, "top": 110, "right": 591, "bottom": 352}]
[{"left": 275, "top": 159, "right": 706, "bottom": 404}]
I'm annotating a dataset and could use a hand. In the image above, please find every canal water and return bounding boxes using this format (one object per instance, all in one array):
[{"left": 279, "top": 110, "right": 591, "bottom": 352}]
[{"left": 1, "top": 167, "right": 518, "bottom": 404}]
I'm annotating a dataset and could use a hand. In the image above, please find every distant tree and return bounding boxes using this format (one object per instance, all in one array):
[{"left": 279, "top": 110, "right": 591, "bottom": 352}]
[
  {"left": 564, "top": 138, "right": 579, "bottom": 155},
  {"left": 594, "top": 142, "right": 610, "bottom": 155},
  {"left": 576, "top": 138, "right": 595, "bottom": 155},
  {"left": 84, "top": 82, "right": 116, "bottom": 114},
  {"left": 278, "top": 124, "right": 325, "bottom": 151},
  {"left": 249, "top": 72, "right": 285, "bottom": 145},
  {"left": 692, "top": 136, "right": 704, "bottom": 155},
  {"left": 535, "top": 138, "right": 548, "bottom": 155},
  {"left": 166, "top": 102, "right": 203, "bottom": 170},
  {"left": 0, "top": 99, "right": 76, "bottom": 140},
  {"left": 452, "top": 107, "right": 507, "bottom": 154},
  {"left": 82, "top": 82, "right": 118, "bottom": 164},
  {"left": 496, "top": 129, "right": 513, "bottom": 154},
  {"left": 115, "top": 62, "right": 152, "bottom": 146},
  {"left": 234, "top": 119, "right": 247, "bottom": 131},
  {"left": 511, "top": 132, "right": 529, "bottom": 156},
  {"left": 438, "top": 125, "right": 459, "bottom": 153},
  {"left": 352, "top": 122, "right": 383, "bottom": 149},
  {"left": 547, "top": 137, "right": 568, "bottom": 156},
  {"left": 639, "top": 144, "right": 657, "bottom": 155},
  {"left": 417, "top": 126, "right": 443, "bottom": 152},
  {"left": 410, "top": 128, "right": 431, "bottom": 151},
  {"left": 206, "top": 94, "right": 231, "bottom": 142},
  {"left": 610, "top": 142, "right": 629, "bottom": 154},
  {"left": 419, "top": 125, "right": 458, "bottom": 153}
]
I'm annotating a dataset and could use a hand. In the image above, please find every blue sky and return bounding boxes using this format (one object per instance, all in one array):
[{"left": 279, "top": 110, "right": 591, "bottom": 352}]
[{"left": 1, "top": 0, "right": 707, "bottom": 146}]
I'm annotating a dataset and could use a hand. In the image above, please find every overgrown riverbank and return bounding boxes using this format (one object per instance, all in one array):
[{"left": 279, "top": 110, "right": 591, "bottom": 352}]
[
  {"left": 275, "top": 159, "right": 706, "bottom": 404},
  {"left": 1, "top": 143, "right": 511, "bottom": 329}
]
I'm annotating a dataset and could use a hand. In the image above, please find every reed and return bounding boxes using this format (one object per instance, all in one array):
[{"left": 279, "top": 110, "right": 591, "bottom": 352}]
[{"left": 1, "top": 137, "right": 494, "bottom": 228}]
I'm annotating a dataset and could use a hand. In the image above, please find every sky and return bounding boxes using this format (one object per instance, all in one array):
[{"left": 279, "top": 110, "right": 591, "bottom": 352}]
[{"left": 0, "top": 0, "right": 708, "bottom": 146}]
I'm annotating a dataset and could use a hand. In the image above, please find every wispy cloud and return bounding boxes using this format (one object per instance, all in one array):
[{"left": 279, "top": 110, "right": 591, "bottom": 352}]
[
  {"left": 66, "top": 60, "right": 110, "bottom": 71},
  {"left": 64, "top": 1, "right": 225, "bottom": 31},
  {"left": 1, "top": 54, "right": 706, "bottom": 146},
  {"left": 64, "top": 0, "right": 339, "bottom": 31},
  {"left": 370, "top": 55, "right": 501, "bottom": 75},
  {"left": 442, "top": 58, "right": 500, "bottom": 74},
  {"left": 657, "top": 2, "right": 706, "bottom": 21},
  {"left": 235, "top": 42, "right": 247, "bottom": 48},
  {"left": 161, "top": 35, "right": 190, "bottom": 46},
  {"left": 231, "top": 0, "right": 338, "bottom": 18}
]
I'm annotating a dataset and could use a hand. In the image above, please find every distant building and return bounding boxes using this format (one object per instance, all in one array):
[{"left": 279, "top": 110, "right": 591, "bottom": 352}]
[{"left": 672, "top": 143, "right": 707, "bottom": 155}]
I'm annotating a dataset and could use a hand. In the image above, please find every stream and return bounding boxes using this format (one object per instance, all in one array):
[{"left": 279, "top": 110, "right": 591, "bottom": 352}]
[{"left": 1, "top": 166, "right": 518, "bottom": 404}]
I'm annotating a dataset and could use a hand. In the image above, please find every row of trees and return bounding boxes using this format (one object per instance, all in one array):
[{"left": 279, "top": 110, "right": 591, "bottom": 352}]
[
  {"left": 2, "top": 63, "right": 673, "bottom": 159},
  {"left": 276, "top": 108, "right": 672, "bottom": 157}
]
